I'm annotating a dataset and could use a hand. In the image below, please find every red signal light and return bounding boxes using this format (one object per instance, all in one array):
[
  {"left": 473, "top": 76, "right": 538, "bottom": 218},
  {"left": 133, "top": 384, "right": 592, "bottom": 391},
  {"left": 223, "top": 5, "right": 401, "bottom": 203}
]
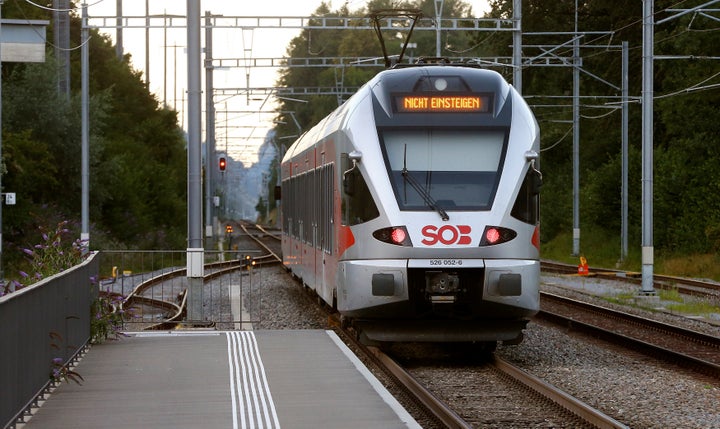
[
  {"left": 478, "top": 226, "right": 517, "bottom": 246},
  {"left": 219, "top": 157, "right": 227, "bottom": 171},
  {"left": 485, "top": 227, "right": 501, "bottom": 244},
  {"left": 372, "top": 226, "right": 412, "bottom": 246},
  {"left": 391, "top": 228, "right": 407, "bottom": 245}
]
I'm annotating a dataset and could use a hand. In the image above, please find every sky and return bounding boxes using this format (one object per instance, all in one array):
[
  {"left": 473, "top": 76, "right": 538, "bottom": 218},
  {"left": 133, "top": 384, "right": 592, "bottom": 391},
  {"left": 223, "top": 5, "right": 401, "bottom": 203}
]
[{"left": 86, "top": 0, "right": 492, "bottom": 164}]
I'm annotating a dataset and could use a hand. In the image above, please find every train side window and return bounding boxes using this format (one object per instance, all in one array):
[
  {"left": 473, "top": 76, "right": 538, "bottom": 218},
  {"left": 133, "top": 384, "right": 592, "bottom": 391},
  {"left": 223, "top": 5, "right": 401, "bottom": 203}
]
[
  {"left": 341, "top": 153, "right": 380, "bottom": 226},
  {"left": 511, "top": 167, "right": 541, "bottom": 225}
]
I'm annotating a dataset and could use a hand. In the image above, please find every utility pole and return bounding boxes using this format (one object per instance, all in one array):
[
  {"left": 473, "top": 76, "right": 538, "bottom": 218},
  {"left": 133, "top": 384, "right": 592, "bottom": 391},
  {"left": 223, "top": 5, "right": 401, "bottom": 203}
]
[
  {"left": 54, "top": 0, "right": 70, "bottom": 98},
  {"left": 434, "top": 0, "right": 443, "bottom": 57},
  {"left": 512, "top": 0, "right": 521, "bottom": 92},
  {"left": 572, "top": 0, "right": 581, "bottom": 256},
  {"left": 81, "top": 2, "right": 90, "bottom": 252},
  {"left": 641, "top": 0, "right": 655, "bottom": 294},
  {"left": 144, "top": 0, "right": 149, "bottom": 85},
  {"left": 115, "top": 0, "right": 122, "bottom": 60},
  {"left": 0, "top": 0, "right": 4, "bottom": 285},
  {"left": 205, "top": 11, "right": 216, "bottom": 245},
  {"left": 621, "top": 41, "right": 629, "bottom": 262},
  {"left": 186, "top": 0, "right": 204, "bottom": 321}
]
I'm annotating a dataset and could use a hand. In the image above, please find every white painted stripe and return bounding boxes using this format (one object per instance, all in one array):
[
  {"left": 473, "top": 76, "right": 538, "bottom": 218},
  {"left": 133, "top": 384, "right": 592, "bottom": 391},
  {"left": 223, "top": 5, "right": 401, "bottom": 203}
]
[
  {"left": 325, "top": 330, "right": 422, "bottom": 429},
  {"left": 128, "top": 331, "right": 222, "bottom": 337},
  {"left": 243, "top": 331, "right": 281, "bottom": 428},
  {"left": 226, "top": 333, "right": 240, "bottom": 429},
  {"left": 239, "top": 332, "right": 258, "bottom": 428},
  {"left": 236, "top": 332, "right": 254, "bottom": 428},
  {"left": 226, "top": 332, "right": 281, "bottom": 429},
  {"left": 242, "top": 331, "right": 263, "bottom": 428}
]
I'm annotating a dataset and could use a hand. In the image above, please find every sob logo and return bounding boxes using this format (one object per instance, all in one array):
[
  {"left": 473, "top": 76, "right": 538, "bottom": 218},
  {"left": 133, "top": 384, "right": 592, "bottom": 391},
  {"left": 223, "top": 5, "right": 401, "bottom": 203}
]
[{"left": 421, "top": 225, "right": 472, "bottom": 246}]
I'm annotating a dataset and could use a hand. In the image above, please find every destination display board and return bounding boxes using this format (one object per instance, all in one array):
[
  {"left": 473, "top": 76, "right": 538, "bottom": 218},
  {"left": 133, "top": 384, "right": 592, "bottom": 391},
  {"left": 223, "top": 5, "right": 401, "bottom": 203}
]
[{"left": 395, "top": 94, "right": 492, "bottom": 113}]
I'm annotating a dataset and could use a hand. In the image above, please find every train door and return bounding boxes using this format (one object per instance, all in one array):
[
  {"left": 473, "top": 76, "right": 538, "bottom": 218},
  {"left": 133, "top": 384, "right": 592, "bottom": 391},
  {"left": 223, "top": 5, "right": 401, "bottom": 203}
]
[
  {"left": 321, "top": 162, "right": 336, "bottom": 306},
  {"left": 318, "top": 156, "right": 332, "bottom": 304},
  {"left": 317, "top": 153, "right": 325, "bottom": 300},
  {"left": 298, "top": 170, "right": 306, "bottom": 281},
  {"left": 309, "top": 165, "right": 318, "bottom": 290}
]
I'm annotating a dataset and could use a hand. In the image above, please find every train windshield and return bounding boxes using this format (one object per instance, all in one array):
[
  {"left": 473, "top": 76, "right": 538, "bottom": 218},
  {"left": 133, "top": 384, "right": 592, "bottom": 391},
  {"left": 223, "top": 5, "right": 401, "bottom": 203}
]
[{"left": 380, "top": 129, "right": 506, "bottom": 212}]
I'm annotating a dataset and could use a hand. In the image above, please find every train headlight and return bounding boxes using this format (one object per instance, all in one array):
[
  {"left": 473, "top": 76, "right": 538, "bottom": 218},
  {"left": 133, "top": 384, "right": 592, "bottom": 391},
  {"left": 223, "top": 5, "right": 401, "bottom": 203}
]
[
  {"left": 391, "top": 228, "right": 407, "bottom": 244},
  {"left": 373, "top": 226, "right": 413, "bottom": 246},
  {"left": 479, "top": 226, "right": 517, "bottom": 246}
]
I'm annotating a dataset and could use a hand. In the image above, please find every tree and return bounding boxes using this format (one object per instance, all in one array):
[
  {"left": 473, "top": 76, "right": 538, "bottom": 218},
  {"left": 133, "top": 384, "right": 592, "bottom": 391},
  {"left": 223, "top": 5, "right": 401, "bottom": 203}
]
[
  {"left": 481, "top": 0, "right": 720, "bottom": 255},
  {"left": 1, "top": 3, "right": 188, "bottom": 275},
  {"left": 274, "top": 0, "right": 481, "bottom": 139}
]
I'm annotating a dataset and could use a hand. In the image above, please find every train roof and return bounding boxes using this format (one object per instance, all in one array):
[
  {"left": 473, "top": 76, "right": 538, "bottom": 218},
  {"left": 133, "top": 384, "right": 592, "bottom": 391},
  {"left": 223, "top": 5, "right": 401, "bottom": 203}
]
[{"left": 281, "top": 63, "right": 514, "bottom": 164}]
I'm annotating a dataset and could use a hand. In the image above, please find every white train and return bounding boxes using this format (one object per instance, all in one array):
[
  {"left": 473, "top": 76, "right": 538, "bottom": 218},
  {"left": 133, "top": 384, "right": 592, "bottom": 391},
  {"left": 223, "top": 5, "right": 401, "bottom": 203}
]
[{"left": 280, "top": 63, "right": 541, "bottom": 347}]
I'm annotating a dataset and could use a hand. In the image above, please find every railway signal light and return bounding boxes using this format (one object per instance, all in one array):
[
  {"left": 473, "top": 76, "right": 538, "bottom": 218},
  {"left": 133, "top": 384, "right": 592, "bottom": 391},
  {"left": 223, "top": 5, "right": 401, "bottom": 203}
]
[
  {"left": 242, "top": 254, "right": 254, "bottom": 270},
  {"left": 219, "top": 157, "right": 226, "bottom": 171}
]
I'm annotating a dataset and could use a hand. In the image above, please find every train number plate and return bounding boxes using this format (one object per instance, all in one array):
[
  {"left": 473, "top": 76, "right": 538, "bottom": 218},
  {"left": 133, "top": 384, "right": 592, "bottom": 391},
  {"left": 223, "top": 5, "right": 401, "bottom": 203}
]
[
  {"left": 410, "top": 259, "right": 485, "bottom": 268},
  {"left": 430, "top": 259, "right": 463, "bottom": 266}
]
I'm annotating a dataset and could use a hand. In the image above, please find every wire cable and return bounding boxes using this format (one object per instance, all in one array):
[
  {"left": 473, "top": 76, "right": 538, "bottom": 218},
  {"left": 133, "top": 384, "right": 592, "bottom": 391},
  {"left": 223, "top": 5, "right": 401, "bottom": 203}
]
[{"left": 540, "top": 126, "right": 573, "bottom": 153}]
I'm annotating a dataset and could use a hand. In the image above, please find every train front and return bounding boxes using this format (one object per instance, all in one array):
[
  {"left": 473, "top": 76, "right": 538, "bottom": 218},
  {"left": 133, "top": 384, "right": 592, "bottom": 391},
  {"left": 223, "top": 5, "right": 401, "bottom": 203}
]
[{"left": 337, "top": 65, "right": 541, "bottom": 345}]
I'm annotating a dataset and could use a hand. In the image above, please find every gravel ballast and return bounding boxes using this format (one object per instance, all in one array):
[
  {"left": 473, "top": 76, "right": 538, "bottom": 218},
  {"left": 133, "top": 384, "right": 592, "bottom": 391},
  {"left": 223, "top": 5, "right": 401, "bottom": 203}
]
[{"left": 244, "top": 265, "right": 720, "bottom": 428}]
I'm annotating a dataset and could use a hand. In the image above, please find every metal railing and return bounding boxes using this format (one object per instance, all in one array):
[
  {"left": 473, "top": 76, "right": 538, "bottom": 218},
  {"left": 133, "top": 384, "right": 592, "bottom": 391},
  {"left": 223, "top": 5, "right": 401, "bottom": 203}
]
[
  {"left": 100, "top": 250, "right": 264, "bottom": 330},
  {"left": 1, "top": 249, "right": 266, "bottom": 428},
  {"left": 0, "top": 252, "right": 99, "bottom": 429}
]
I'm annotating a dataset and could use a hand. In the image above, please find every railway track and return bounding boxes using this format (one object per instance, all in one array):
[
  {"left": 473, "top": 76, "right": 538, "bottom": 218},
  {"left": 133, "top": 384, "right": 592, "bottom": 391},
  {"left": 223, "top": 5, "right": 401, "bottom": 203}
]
[
  {"left": 541, "top": 260, "right": 720, "bottom": 301},
  {"left": 365, "top": 341, "right": 627, "bottom": 428},
  {"left": 538, "top": 291, "right": 720, "bottom": 379},
  {"left": 116, "top": 222, "right": 283, "bottom": 330},
  {"left": 243, "top": 234, "right": 719, "bottom": 426},
  {"left": 238, "top": 222, "right": 282, "bottom": 264},
  {"left": 111, "top": 235, "right": 718, "bottom": 426},
  {"left": 237, "top": 228, "right": 651, "bottom": 427},
  {"left": 119, "top": 225, "right": 280, "bottom": 330}
]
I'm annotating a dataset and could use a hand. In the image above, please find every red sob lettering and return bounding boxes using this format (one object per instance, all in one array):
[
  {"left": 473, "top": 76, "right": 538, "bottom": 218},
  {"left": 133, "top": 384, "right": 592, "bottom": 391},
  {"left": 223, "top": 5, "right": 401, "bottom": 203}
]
[{"left": 421, "top": 225, "right": 472, "bottom": 245}]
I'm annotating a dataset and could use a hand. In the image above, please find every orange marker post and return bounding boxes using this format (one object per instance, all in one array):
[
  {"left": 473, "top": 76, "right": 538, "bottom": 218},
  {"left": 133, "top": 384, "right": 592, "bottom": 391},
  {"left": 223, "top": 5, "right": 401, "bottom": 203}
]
[{"left": 577, "top": 256, "right": 589, "bottom": 276}]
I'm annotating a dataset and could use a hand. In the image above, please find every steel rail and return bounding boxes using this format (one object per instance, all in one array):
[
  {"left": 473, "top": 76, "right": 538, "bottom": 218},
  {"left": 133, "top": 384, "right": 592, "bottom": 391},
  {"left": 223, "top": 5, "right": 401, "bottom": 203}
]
[
  {"left": 284, "top": 257, "right": 621, "bottom": 427},
  {"left": 338, "top": 318, "right": 621, "bottom": 428},
  {"left": 240, "top": 223, "right": 282, "bottom": 263},
  {"left": 366, "top": 346, "right": 473, "bottom": 429},
  {"left": 121, "top": 223, "right": 280, "bottom": 329},
  {"left": 253, "top": 224, "right": 281, "bottom": 241},
  {"left": 324, "top": 308, "right": 473, "bottom": 428},
  {"left": 492, "top": 356, "right": 629, "bottom": 429},
  {"left": 541, "top": 260, "right": 720, "bottom": 299},
  {"left": 538, "top": 292, "right": 720, "bottom": 379},
  {"left": 542, "top": 292, "right": 720, "bottom": 347},
  {"left": 122, "top": 259, "right": 250, "bottom": 330}
]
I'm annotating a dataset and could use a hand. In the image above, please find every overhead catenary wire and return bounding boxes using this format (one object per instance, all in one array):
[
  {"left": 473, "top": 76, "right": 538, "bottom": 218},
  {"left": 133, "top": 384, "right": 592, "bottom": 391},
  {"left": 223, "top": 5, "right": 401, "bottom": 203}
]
[{"left": 22, "top": 0, "right": 106, "bottom": 12}]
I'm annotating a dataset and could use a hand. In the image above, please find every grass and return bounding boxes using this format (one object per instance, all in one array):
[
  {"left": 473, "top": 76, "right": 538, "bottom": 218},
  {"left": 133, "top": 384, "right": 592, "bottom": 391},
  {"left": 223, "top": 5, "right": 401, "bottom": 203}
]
[
  {"left": 657, "top": 287, "right": 683, "bottom": 303},
  {"left": 542, "top": 228, "right": 720, "bottom": 318},
  {"left": 541, "top": 228, "right": 720, "bottom": 282},
  {"left": 665, "top": 300, "right": 720, "bottom": 316}
]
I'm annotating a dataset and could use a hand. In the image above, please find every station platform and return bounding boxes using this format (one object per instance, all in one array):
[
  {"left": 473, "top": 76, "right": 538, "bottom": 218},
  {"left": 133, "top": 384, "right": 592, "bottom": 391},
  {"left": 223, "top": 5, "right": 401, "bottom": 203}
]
[{"left": 22, "top": 330, "right": 420, "bottom": 429}]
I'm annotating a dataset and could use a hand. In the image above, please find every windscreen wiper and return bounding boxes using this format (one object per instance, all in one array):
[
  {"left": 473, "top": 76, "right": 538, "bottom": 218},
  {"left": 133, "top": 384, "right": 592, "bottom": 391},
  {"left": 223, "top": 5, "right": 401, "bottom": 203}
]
[{"left": 402, "top": 144, "right": 449, "bottom": 221}]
